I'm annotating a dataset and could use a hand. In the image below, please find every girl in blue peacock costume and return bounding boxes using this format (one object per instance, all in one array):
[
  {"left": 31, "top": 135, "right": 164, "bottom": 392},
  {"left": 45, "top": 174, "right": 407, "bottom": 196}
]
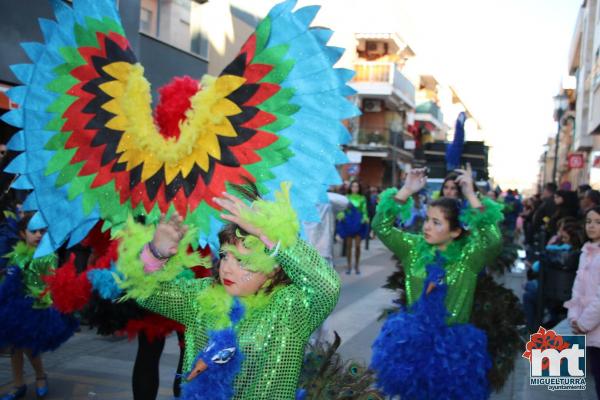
[
  {"left": 371, "top": 166, "right": 503, "bottom": 400},
  {"left": 337, "top": 181, "right": 369, "bottom": 275},
  {"left": 0, "top": 213, "right": 78, "bottom": 400}
]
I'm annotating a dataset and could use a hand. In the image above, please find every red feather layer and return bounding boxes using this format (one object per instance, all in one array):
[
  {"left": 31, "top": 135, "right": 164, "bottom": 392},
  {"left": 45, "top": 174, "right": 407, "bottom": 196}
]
[
  {"left": 154, "top": 76, "right": 200, "bottom": 140},
  {"left": 44, "top": 256, "right": 92, "bottom": 314},
  {"left": 120, "top": 314, "right": 184, "bottom": 343}
]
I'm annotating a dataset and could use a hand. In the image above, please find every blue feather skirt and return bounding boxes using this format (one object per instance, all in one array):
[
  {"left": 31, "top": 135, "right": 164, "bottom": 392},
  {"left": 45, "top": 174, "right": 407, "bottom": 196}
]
[
  {"left": 336, "top": 206, "right": 368, "bottom": 239},
  {"left": 0, "top": 267, "right": 78, "bottom": 355},
  {"left": 371, "top": 265, "right": 491, "bottom": 400}
]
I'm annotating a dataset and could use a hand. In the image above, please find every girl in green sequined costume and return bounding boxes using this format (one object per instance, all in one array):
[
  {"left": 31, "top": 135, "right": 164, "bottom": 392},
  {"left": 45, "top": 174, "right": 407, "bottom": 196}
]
[
  {"left": 117, "top": 185, "right": 341, "bottom": 399},
  {"left": 370, "top": 167, "right": 503, "bottom": 399},
  {"left": 337, "top": 181, "right": 369, "bottom": 275}
]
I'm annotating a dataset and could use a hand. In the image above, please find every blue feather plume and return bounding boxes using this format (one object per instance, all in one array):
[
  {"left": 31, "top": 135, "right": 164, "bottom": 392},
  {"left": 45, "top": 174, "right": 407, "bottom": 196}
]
[{"left": 446, "top": 112, "right": 467, "bottom": 171}]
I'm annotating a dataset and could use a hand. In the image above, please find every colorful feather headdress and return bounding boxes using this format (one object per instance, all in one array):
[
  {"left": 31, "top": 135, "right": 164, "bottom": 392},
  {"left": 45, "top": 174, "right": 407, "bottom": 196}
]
[{"left": 2, "top": 0, "right": 360, "bottom": 256}]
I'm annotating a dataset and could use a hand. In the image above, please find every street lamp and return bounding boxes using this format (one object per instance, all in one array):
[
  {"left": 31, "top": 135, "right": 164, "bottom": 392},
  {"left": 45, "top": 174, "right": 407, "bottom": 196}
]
[
  {"left": 389, "top": 119, "right": 403, "bottom": 187},
  {"left": 552, "top": 93, "right": 569, "bottom": 184}
]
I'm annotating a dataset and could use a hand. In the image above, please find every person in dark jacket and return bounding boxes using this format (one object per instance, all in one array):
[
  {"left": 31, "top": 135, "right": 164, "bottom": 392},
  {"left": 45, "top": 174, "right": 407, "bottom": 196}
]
[{"left": 533, "top": 183, "right": 557, "bottom": 240}]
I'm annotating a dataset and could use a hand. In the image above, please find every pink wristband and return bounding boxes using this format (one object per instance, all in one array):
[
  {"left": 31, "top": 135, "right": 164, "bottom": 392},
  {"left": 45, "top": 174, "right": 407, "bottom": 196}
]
[{"left": 141, "top": 244, "right": 167, "bottom": 273}]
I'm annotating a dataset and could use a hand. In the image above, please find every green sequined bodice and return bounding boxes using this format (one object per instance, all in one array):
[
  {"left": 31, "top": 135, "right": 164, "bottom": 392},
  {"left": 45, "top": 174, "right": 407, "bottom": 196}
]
[
  {"left": 138, "top": 239, "right": 340, "bottom": 399},
  {"left": 372, "top": 201, "right": 502, "bottom": 325}
]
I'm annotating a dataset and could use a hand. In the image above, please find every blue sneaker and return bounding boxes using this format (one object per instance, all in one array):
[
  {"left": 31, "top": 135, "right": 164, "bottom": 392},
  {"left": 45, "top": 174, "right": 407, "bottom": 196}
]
[
  {"left": 0, "top": 385, "right": 26, "bottom": 400},
  {"left": 35, "top": 374, "right": 48, "bottom": 399}
]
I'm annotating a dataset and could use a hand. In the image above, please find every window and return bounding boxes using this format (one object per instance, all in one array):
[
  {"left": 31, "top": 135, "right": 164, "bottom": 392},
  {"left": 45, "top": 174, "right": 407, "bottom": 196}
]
[
  {"left": 140, "top": 7, "right": 154, "bottom": 35},
  {"left": 139, "top": 0, "right": 209, "bottom": 59}
]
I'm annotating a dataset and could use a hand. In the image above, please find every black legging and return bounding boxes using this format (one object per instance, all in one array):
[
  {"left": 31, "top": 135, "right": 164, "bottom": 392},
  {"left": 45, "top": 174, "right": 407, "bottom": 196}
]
[
  {"left": 588, "top": 346, "right": 600, "bottom": 399},
  {"left": 132, "top": 331, "right": 185, "bottom": 400}
]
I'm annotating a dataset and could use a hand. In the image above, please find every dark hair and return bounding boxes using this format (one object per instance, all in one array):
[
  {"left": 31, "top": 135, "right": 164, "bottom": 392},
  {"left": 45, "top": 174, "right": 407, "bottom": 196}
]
[
  {"left": 428, "top": 197, "right": 467, "bottom": 239},
  {"left": 553, "top": 190, "right": 579, "bottom": 217},
  {"left": 578, "top": 184, "right": 592, "bottom": 194},
  {"left": 556, "top": 216, "right": 578, "bottom": 231},
  {"left": 217, "top": 182, "right": 291, "bottom": 294},
  {"left": 439, "top": 173, "right": 462, "bottom": 199},
  {"left": 585, "top": 206, "right": 600, "bottom": 220},
  {"left": 585, "top": 190, "right": 600, "bottom": 207},
  {"left": 18, "top": 212, "right": 35, "bottom": 234},
  {"left": 561, "top": 222, "right": 584, "bottom": 249},
  {"left": 348, "top": 180, "right": 362, "bottom": 195},
  {"left": 544, "top": 182, "right": 558, "bottom": 194}
]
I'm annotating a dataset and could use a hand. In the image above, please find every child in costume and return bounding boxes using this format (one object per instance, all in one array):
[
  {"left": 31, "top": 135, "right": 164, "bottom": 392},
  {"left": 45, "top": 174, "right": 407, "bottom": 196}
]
[
  {"left": 370, "top": 166, "right": 503, "bottom": 400},
  {"left": 1, "top": 0, "right": 357, "bottom": 397},
  {"left": 116, "top": 184, "right": 341, "bottom": 400},
  {"left": 336, "top": 181, "right": 369, "bottom": 275},
  {"left": 0, "top": 214, "right": 78, "bottom": 400},
  {"left": 564, "top": 206, "right": 600, "bottom": 399}
]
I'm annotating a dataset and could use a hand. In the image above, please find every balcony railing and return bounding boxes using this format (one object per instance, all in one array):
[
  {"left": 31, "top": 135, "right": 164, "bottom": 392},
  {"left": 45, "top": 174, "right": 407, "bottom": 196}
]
[
  {"left": 415, "top": 100, "right": 443, "bottom": 123},
  {"left": 353, "top": 62, "right": 415, "bottom": 106},
  {"left": 358, "top": 128, "right": 387, "bottom": 146}
]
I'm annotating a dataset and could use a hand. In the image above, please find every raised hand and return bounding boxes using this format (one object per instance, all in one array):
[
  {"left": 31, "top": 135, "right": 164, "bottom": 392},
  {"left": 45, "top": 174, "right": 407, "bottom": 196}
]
[
  {"left": 151, "top": 212, "right": 188, "bottom": 258},
  {"left": 395, "top": 168, "right": 428, "bottom": 203},
  {"left": 454, "top": 163, "right": 475, "bottom": 197},
  {"left": 454, "top": 163, "right": 482, "bottom": 208},
  {"left": 404, "top": 168, "right": 428, "bottom": 194},
  {"left": 214, "top": 193, "right": 265, "bottom": 240}
]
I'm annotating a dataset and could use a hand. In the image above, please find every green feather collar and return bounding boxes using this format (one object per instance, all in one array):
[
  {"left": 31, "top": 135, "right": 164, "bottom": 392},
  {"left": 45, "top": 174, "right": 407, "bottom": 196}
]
[
  {"left": 196, "top": 282, "right": 280, "bottom": 330},
  {"left": 6, "top": 241, "right": 56, "bottom": 269}
]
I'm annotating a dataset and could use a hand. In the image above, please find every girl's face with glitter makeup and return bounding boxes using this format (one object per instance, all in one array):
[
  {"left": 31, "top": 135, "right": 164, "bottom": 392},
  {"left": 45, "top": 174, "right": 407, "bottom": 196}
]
[
  {"left": 422, "top": 206, "right": 461, "bottom": 249},
  {"left": 219, "top": 240, "right": 272, "bottom": 297}
]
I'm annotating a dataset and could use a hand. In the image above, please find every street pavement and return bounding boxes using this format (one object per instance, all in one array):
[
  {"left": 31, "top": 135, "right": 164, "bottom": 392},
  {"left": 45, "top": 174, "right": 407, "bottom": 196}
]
[{"left": 0, "top": 238, "right": 597, "bottom": 399}]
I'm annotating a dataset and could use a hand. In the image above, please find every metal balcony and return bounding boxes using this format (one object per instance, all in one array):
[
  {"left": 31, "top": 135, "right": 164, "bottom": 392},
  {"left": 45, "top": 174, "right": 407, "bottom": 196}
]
[{"left": 350, "top": 62, "right": 416, "bottom": 108}]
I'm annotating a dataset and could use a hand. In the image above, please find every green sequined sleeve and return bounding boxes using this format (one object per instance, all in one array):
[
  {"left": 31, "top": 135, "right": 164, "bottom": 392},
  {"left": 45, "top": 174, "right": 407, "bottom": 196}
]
[
  {"left": 371, "top": 190, "right": 420, "bottom": 268},
  {"left": 273, "top": 239, "right": 341, "bottom": 333},
  {"left": 461, "top": 197, "right": 504, "bottom": 272},
  {"left": 137, "top": 278, "right": 213, "bottom": 326}
]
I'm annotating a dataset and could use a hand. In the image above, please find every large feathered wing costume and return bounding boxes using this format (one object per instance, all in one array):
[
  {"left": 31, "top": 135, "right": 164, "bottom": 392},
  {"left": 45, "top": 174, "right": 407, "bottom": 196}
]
[{"left": 2, "top": 0, "right": 359, "bottom": 256}]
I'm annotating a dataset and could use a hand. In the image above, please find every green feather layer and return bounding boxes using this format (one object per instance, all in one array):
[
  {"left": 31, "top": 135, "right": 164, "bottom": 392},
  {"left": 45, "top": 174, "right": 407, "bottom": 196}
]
[
  {"left": 225, "top": 182, "right": 299, "bottom": 274},
  {"left": 460, "top": 197, "right": 504, "bottom": 230},
  {"left": 376, "top": 188, "right": 413, "bottom": 223},
  {"left": 115, "top": 219, "right": 209, "bottom": 300}
]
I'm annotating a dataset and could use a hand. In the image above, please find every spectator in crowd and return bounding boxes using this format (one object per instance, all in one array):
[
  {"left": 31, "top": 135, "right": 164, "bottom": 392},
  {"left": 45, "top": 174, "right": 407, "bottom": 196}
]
[
  {"left": 565, "top": 206, "right": 600, "bottom": 398},
  {"left": 504, "top": 189, "right": 523, "bottom": 231},
  {"left": 523, "top": 219, "right": 583, "bottom": 332},
  {"left": 521, "top": 196, "right": 541, "bottom": 247},
  {"left": 532, "top": 182, "right": 557, "bottom": 237},
  {"left": 577, "top": 184, "right": 592, "bottom": 200},
  {"left": 580, "top": 189, "right": 600, "bottom": 216},
  {"left": 304, "top": 191, "right": 348, "bottom": 343},
  {"left": 366, "top": 186, "right": 380, "bottom": 239},
  {"left": 547, "top": 190, "right": 579, "bottom": 239}
]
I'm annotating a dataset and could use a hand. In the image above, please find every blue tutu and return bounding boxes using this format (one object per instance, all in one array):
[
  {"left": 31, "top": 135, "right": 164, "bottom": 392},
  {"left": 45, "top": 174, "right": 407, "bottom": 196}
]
[
  {"left": 0, "top": 267, "right": 78, "bottom": 355},
  {"left": 371, "top": 263, "right": 491, "bottom": 400},
  {"left": 336, "top": 205, "right": 368, "bottom": 239}
]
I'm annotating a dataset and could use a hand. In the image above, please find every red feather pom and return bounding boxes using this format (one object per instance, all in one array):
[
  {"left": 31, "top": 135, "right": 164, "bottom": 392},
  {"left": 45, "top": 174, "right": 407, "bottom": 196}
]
[
  {"left": 44, "top": 255, "right": 92, "bottom": 314},
  {"left": 154, "top": 76, "right": 200, "bottom": 140},
  {"left": 120, "top": 314, "right": 184, "bottom": 343}
]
